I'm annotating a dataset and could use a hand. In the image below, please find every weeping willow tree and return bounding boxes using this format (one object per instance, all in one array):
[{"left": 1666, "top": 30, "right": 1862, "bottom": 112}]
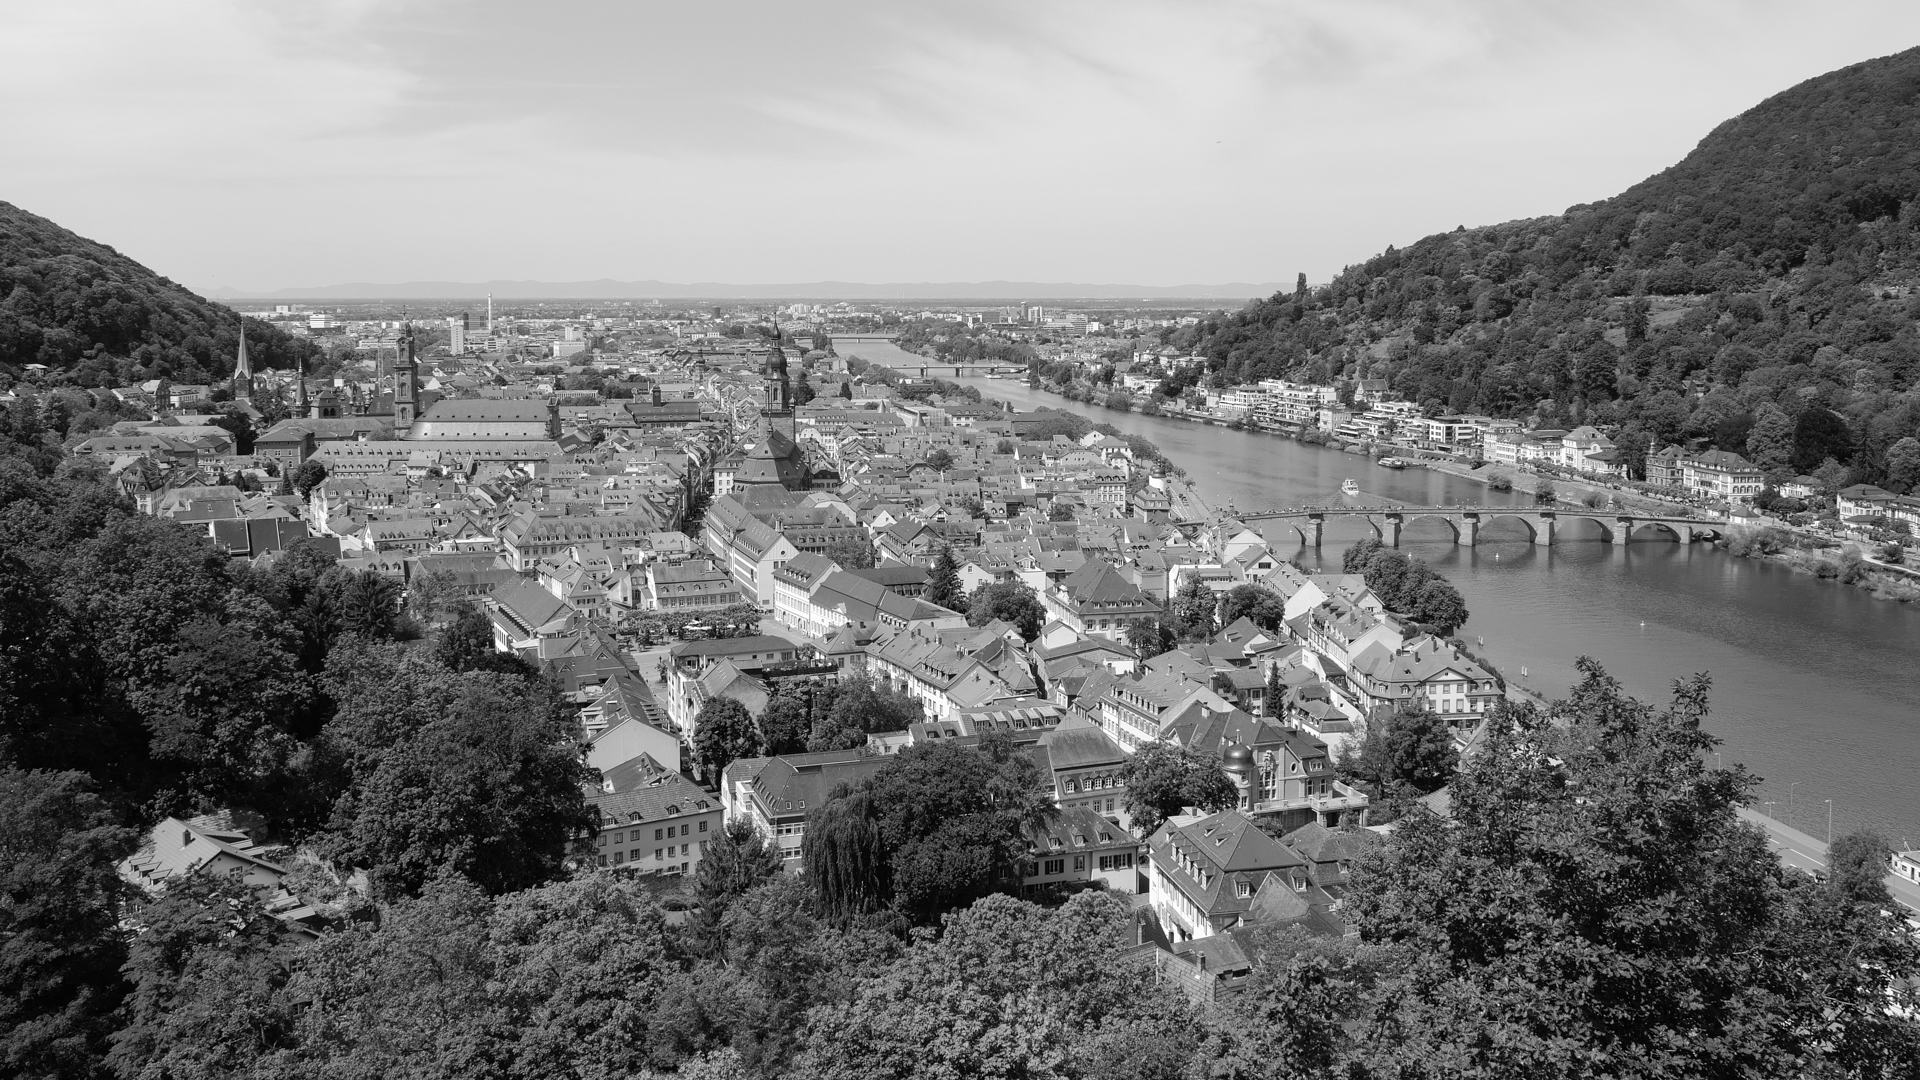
[{"left": 802, "top": 782, "right": 890, "bottom": 919}]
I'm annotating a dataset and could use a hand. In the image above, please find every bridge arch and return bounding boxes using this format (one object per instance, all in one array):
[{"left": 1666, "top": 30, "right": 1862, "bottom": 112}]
[
  {"left": 1626, "top": 521, "right": 1688, "bottom": 543},
  {"left": 1554, "top": 515, "right": 1617, "bottom": 544},
  {"left": 1473, "top": 513, "right": 1541, "bottom": 544},
  {"left": 1396, "top": 512, "right": 1461, "bottom": 544}
]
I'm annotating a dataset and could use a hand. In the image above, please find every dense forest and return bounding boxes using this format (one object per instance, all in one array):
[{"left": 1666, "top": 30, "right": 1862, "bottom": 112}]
[
  {"left": 0, "top": 200, "right": 320, "bottom": 386},
  {"left": 1180, "top": 47, "right": 1920, "bottom": 491}
]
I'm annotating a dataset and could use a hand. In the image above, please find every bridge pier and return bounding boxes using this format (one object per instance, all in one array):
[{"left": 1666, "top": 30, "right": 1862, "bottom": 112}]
[
  {"left": 1532, "top": 512, "right": 1555, "bottom": 547},
  {"left": 1383, "top": 513, "right": 1403, "bottom": 547},
  {"left": 1613, "top": 517, "right": 1633, "bottom": 546},
  {"left": 1675, "top": 523, "right": 1694, "bottom": 544},
  {"left": 1307, "top": 514, "right": 1324, "bottom": 548},
  {"left": 1458, "top": 514, "right": 1479, "bottom": 547}
]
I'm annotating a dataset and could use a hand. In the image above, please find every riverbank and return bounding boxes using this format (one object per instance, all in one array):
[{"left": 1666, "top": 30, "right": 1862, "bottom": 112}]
[
  {"left": 1717, "top": 525, "right": 1920, "bottom": 602},
  {"left": 1733, "top": 807, "right": 1920, "bottom": 918},
  {"left": 932, "top": 370, "right": 1920, "bottom": 844}
]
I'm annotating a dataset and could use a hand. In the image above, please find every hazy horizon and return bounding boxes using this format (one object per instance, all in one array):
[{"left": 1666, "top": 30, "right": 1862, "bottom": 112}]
[{"left": 6, "top": 1, "right": 1919, "bottom": 295}]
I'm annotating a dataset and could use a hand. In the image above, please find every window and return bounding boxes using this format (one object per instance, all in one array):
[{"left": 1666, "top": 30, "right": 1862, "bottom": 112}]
[
  {"left": 1236, "top": 880, "right": 1251, "bottom": 898},
  {"left": 681, "top": 844, "right": 689, "bottom": 855},
  {"left": 613, "top": 851, "right": 624, "bottom": 864},
  {"left": 699, "top": 820, "right": 708, "bottom": 832},
  {"left": 681, "top": 824, "right": 690, "bottom": 836},
  {"left": 1043, "top": 859, "right": 1064, "bottom": 876},
  {"left": 654, "top": 828, "right": 663, "bottom": 841},
  {"left": 655, "top": 849, "right": 663, "bottom": 860},
  {"left": 597, "top": 834, "right": 607, "bottom": 847},
  {"left": 597, "top": 855, "right": 606, "bottom": 867},
  {"left": 1073, "top": 856, "right": 1086, "bottom": 871}
]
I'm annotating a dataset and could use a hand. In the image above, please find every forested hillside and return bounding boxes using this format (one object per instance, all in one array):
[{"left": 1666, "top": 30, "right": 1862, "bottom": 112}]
[
  {"left": 1188, "top": 46, "right": 1920, "bottom": 489},
  {"left": 0, "top": 201, "right": 317, "bottom": 385}
]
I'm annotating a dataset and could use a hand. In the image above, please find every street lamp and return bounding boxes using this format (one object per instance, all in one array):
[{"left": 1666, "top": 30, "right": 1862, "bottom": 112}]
[
  {"left": 1789, "top": 781, "right": 1801, "bottom": 817},
  {"left": 1825, "top": 799, "right": 1834, "bottom": 847},
  {"left": 1764, "top": 801, "right": 1776, "bottom": 820},
  {"left": 1711, "top": 751, "right": 1722, "bottom": 770}
]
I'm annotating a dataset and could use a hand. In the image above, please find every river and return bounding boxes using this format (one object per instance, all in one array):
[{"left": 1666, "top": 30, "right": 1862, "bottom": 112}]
[{"left": 835, "top": 340, "right": 1920, "bottom": 843}]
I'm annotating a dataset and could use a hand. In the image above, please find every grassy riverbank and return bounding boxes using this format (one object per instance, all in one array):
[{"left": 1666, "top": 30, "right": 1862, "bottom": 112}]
[{"left": 1718, "top": 526, "right": 1920, "bottom": 603}]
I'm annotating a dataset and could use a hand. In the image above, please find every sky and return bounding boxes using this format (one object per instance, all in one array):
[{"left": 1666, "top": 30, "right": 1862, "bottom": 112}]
[{"left": 4, "top": 0, "right": 1919, "bottom": 294}]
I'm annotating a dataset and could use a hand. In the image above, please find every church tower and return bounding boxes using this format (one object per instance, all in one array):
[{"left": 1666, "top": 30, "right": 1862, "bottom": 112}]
[
  {"left": 231, "top": 322, "right": 253, "bottom": 402},
  {"left": 763, "top": 336, "right": 792, "bottom": 421},
  {"left": 294, "top": 352, "right": 310, "bottom": 417},
  {"left": 395, "top": 323, "right": 420, "bottom": 435}
]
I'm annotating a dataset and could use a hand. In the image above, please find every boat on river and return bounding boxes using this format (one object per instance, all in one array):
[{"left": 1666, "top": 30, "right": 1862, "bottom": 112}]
[
  {"left": 1377, "top": 456, "right": 1409, "bottom": 469},
  {"left": 1341, "top": 478, "right": 1360, "bottom": 496}
]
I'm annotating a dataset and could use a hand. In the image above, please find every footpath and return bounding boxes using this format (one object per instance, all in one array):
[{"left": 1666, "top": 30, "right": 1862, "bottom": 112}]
[{"left": 1735, "top": 807, "right": 1920, "bottom": 917}]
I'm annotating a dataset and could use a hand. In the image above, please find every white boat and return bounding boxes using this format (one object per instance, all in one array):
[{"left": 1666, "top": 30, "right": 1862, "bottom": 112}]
[
  {"left": 1377, "top": 456, "right": 1408, "bottom": 469},
  {"left": 986, "top": 373, "right": 1002, "bottom": 379},
  {"left": 1341, "top": 478, "right": 1360, "bottom": 496}
]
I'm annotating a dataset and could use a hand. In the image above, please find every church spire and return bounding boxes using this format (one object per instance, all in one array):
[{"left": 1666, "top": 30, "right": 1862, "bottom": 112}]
[
  {"left": 232, "top": 320, "right": 253, "bottom": 401},
  {"left": 294, "top": 351, "right": 309, "bottom": 417}
]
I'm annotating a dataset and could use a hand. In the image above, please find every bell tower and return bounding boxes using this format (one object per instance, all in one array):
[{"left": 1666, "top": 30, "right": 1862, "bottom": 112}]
[
  {"left": 763, "top": 337, "right": 792, "bottom": 419},
  {"left": 395, "top": 324, "right": 420, "bottom": 436}
]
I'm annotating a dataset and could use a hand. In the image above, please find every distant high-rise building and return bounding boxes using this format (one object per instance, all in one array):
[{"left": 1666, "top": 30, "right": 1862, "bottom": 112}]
[
  {"left": 448, "top": 315, "right": 466, "bottom": 354},
  {"left": 486, "top": 294, "right": 494, "bottom": 334}
]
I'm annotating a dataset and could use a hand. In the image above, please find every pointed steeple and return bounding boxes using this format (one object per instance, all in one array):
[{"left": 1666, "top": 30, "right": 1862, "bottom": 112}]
[
  {"left": 232, "top": 320, "right": 253, "bottom": 400},
  {"left": 294, "top": 351, "right": 309, "bottom": 417}
]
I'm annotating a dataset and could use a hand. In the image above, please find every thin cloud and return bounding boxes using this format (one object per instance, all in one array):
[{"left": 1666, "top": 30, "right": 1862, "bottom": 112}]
[{"left": 0, "top": 0, "right": 1913, "bottom": 290}]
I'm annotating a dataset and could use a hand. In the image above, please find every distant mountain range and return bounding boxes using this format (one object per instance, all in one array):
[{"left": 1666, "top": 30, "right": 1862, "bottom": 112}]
[{"left": 206, "top": 279, "right": 1290, "bottom": 302}]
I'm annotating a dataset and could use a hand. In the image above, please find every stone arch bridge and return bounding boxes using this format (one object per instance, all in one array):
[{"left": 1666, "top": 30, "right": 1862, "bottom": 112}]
[{"left": 1235, "top": 505, "right": 1724, "bottom": 548}]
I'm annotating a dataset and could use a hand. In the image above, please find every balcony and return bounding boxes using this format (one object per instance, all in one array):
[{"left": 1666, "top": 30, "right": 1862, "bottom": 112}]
[{"left": 1250, "top": 780, "right": 1371, "bottom": 818}]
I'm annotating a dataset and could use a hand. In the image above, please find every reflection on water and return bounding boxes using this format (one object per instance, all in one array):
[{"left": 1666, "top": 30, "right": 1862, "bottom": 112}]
[{"left": 902, "top": 364, "right": 1920, "bottom": 842}]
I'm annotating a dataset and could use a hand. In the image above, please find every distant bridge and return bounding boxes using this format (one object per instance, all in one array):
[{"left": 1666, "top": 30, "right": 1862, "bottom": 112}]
[
  {"left": 829, "top": 335, "right": 1022, "bottom": 377},
  {"left": 1231, "top": 505, "right": 1724, "bottom": 548}
]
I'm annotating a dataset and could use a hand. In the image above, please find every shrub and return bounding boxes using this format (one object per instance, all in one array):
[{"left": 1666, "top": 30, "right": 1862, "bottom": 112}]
[
  {"left": 1869, "top": 572, "right": 1920, "bottom": 602},
  {"left": 1487, "top": 473, "right": 1513, "bottom": 491}
]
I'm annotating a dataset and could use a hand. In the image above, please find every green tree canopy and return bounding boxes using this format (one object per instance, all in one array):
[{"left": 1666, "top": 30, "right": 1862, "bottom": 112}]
[
  {"left": 824, "top": 534, "right": 875, "bottom": 570},
  {"left": 1169, "top": 575, "right": 1218, "bottom": 639},
  {"left": 1119, "top": 740, "right": 1238, "bottom": 837},
  {"left": 1337, "top": 702, "right": 1460, "bottom": 798},
  {"left": 0, "top": 768, "right": 136, "bottom": 1080},
  {"left": 924, "top": 546, "right": 964, "bottom": 611},
  {"left": 1347, "top": 661, "right": 1920, "bottom": 1077},
  {"left": 691, "top": 697, "right": 762, "bottom": 782},
  {"left": 965, "top": 580, "right": 1045, "bottom": 641},
  {"left": 318, "top": 644, "right": 593, "bottom": 897},
  {"left": 1219, "top": 583, "right": 1286, "bottom": 630}
]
